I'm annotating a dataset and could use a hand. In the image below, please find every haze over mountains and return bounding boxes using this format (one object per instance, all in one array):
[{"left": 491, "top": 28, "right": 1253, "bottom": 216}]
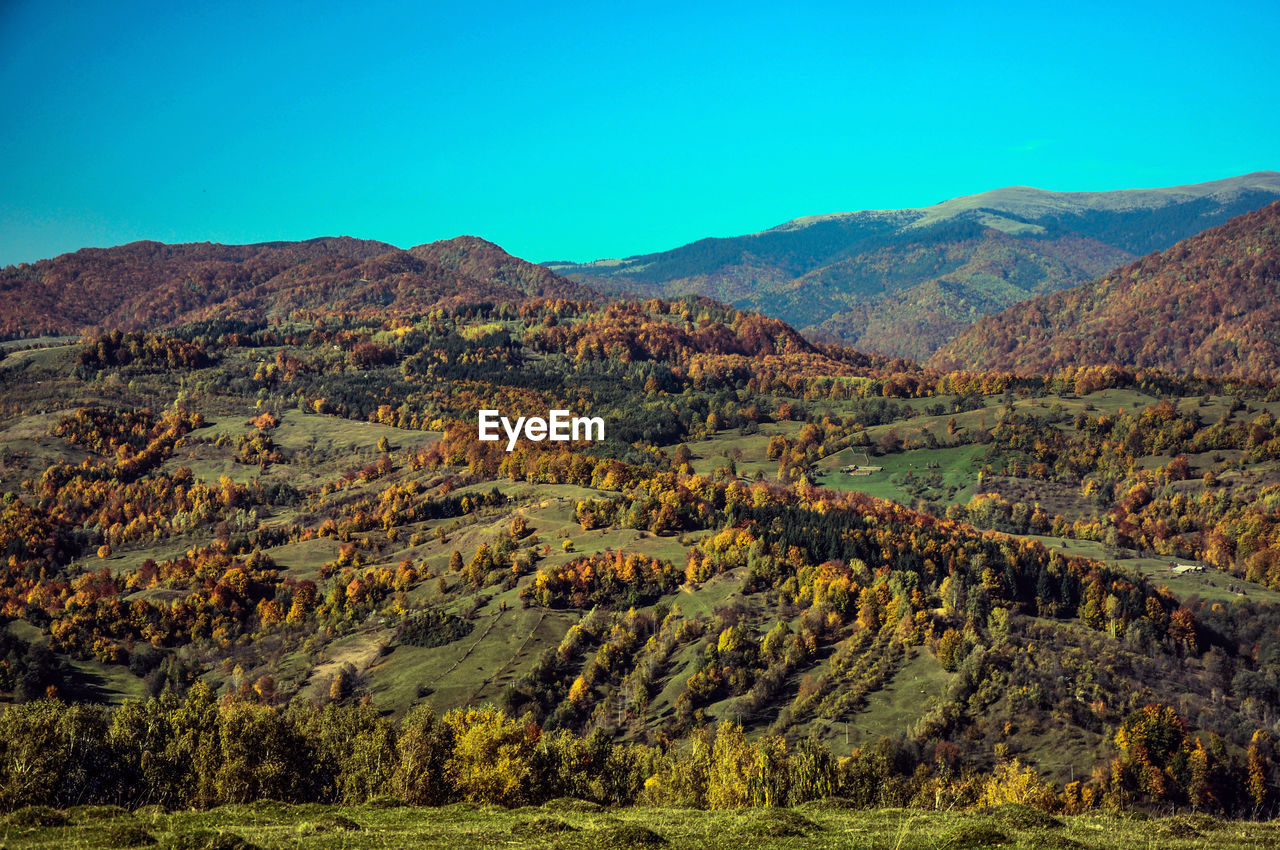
[{"left": 549, "top": 172, "right": 1280, "bottom": 361}]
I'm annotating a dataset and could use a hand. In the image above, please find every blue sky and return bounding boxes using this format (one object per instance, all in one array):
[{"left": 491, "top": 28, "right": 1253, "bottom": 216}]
[{"left": 1, "top": 1, "right": 1277, "bottom": 266}]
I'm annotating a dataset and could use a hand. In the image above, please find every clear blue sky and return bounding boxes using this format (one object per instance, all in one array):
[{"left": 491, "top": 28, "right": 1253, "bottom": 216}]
[{"left": 2, "top": 0, "right": 1277, "bottom": 266}]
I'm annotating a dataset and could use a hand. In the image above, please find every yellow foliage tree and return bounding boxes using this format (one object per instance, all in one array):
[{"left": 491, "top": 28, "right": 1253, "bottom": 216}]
[
  {"left": 978, "top": 757, "right": 1057, "bottom": 811},
  {"left": 442, "top": 706, "right": 535, "bottom": 807}
]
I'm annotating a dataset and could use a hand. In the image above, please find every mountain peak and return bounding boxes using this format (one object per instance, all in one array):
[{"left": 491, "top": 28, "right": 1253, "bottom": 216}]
[
  {"left": 416, "top": 234, "right": 509, "bottom": 254},
  {"left": 411, "top": 236, "right": 600, "bottom": 302}
]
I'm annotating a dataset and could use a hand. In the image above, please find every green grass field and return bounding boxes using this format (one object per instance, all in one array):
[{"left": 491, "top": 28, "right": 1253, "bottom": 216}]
[
  {"left": 1, "top": 802, "right": 1274, "bottom": 849},
  {"left": 850, "top": 648, "right": 952, "bottom": 739},
  {"left": 665, "top": 421, "right": 803, "bottom": 480},
  {"left": 270, "top": 409, "right": 440, "bottom": 456},
  {"left": 0, "top": 343, "right": 79, "bottom": 369},
  {"left": 783, "top": 646, "right": 954, "bottom": 755},
  {"left": 365, "top": 606, "right": 577, "bottom": 715},
  {"left": 817, "top": 443, "right": 987, "bottom": 506}
]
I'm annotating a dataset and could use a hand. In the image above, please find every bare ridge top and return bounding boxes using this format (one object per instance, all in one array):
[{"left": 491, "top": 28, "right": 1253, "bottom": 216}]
[{"left": 770, "top": 171, "right": 1280, "bottom": 232}]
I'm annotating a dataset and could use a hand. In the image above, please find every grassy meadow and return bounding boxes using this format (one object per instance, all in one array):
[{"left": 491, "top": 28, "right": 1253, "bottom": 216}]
[{"left": 2, "top": 801, "right": 1277, "bottom": 849}]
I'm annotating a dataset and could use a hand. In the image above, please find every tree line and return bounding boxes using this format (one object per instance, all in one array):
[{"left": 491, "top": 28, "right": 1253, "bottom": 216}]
[{"left": 2, "top": 691, "right": 1276, "bottom": 818}]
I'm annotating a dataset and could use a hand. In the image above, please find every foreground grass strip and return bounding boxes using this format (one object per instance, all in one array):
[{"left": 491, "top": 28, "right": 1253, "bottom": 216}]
[{"left": 2, "top": 805, "right": 1280, "bottom": 849}]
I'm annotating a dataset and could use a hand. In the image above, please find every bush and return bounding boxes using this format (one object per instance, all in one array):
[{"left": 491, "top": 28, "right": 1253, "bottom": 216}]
[
  {"left": 442, "top": 706, "right": 537, "bottom": 806},
  {"left": 591, "top": 824, "right": 666, "bottom": 846},
  {"left": 732, "top": 810, "right": 818, "bottom": 838},
  {"left": 943, "top": 823, "right": 1010, "bottom": 849},
  {"left": 987, "top": 803, "right": 1063, "bottom": 829},
  {"left": 398, "top": 610, "right": 474, "bottom": 648}
]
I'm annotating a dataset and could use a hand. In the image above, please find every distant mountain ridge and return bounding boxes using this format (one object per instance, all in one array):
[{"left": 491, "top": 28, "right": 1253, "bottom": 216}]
[
  {"left": 788, "top": 171, "right": 1280, "bottom": 234},
  {"left": 929, "top": 200, "right": 1280, "bottom": 381},
  {"left": 548, "top": 172, "right": 1280, "bottom": 360},
  {"left": 0, "top": 235, "right": 598, "bottom": 338}
]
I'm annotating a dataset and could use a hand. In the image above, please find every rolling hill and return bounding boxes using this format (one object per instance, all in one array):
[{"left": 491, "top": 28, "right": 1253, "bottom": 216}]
[
  {"left": 548, "top": 172, "right": 1280, "bottom": 359},
  {"left": 5, "top": 185, "right": 1280, "bottom": 821},
  {"left": 4, "top": 280, "right": 1280, "bottom": 818},
  {"left": 930, "top": 200, "right": 1280, "bottom": 380},
  {"left": 0, "top": 235, "right": 599, "bottom": 339}
]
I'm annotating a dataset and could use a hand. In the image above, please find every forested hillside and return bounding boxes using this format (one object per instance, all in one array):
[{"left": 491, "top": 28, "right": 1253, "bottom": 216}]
[
  {"left": 3, "top": 291, "right": 1280, "bottom": 820},
  {"left": 933, "top": 201, "right": 1280, "bottom": 380},
  {"left": 550, "top": 173, "right": 1280, "bottom": 358},
  {"left": 0, "top": 236, "right": 598, "bottom": 339}
]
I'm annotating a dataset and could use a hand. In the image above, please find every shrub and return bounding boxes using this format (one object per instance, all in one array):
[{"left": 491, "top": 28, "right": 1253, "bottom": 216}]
[{"left": 398, "top": 610, "right": 474, "bottom": 648}]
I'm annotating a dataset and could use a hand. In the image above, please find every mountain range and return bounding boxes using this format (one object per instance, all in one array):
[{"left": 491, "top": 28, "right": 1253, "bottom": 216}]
[
  {"left": 5, "top": 172, "right": 1280, "bottom": 381},
  {"left": 0, "top": 235, "right": 597, "bottom": 339},
  {"left": 548, "top": 172, "right": 1280, "bottom": 360}
]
